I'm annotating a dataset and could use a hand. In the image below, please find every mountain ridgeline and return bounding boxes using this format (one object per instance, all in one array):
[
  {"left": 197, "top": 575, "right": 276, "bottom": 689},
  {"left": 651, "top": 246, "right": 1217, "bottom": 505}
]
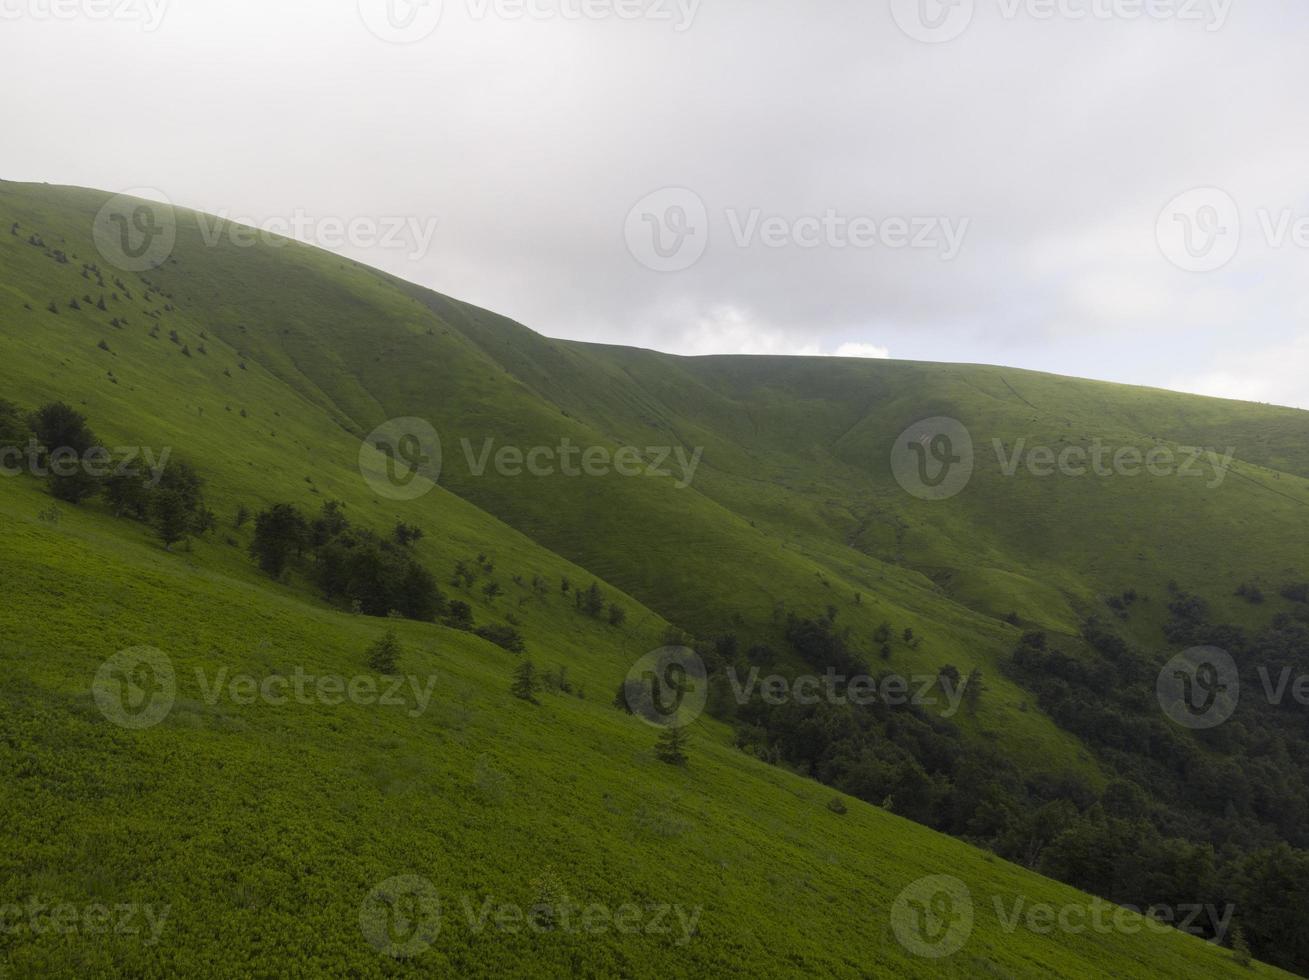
[{"left": 2, "top": 179, "right": 1308, "bottom": 977}]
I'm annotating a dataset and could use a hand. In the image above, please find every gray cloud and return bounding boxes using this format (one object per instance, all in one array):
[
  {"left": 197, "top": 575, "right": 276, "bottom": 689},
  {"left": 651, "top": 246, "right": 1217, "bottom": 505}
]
[{"left": 2, "top": 0, "right": 1306, "bottom": 406}]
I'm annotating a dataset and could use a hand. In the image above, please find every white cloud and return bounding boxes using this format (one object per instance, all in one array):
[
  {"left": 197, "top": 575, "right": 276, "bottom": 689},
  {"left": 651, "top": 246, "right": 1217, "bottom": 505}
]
[
  {"left": 832, "top": 343, "right": 890, "bottom": 359},
  {"left": 1169, "top": 332, "right": 1309, "bottom": 410}
]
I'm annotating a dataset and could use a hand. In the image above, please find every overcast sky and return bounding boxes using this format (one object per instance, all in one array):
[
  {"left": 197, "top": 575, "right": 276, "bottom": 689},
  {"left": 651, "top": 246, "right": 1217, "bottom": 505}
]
[{"left": 4, "top": 0, "right": 1308, "bottom": 408}]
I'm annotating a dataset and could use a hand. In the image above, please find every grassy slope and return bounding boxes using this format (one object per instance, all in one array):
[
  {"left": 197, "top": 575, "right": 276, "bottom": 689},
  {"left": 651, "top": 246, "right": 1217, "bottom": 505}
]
[{"left": 0, "top": 180, "right": 1296, "bottom": 976}]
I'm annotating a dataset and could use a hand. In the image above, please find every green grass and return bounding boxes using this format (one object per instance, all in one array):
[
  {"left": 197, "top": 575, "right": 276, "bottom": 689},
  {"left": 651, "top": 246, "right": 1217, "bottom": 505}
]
[{"left": 1, "top": 179, "right": 1303, "bottom": 976}]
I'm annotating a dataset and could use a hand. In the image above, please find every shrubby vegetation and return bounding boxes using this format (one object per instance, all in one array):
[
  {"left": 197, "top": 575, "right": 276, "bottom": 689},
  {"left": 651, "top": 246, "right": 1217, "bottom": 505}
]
[
  {"left": 5, "top": 400, "right": 211, "bottom": 548},
  {"left": 1002, "top": 594, "right": 1309, "bottom": 974},
  {"left": 249, "top": 501, "right": 445, "bottom": 622}
]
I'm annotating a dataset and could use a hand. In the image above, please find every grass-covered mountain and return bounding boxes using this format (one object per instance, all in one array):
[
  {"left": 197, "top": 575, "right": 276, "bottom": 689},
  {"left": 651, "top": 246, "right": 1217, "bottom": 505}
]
[{"left": 2, "top": 179, "right": 1306, "bottom": 977}]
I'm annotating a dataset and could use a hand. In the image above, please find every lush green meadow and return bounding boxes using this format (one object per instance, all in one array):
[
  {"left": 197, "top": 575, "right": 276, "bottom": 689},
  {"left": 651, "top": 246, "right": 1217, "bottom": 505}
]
[{"left": 1, "top": 179, "right": 1304, "bottom": 976}]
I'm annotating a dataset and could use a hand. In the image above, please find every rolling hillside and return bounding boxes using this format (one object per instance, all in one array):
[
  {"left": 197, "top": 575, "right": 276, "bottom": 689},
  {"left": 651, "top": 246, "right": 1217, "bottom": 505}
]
[{"left": 1, "top": 179, "right": 1303, "bottom": 977}]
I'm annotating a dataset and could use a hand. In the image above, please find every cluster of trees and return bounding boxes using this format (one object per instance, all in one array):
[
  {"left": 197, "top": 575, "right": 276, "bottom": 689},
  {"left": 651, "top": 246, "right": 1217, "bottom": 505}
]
[
  {"left": 2, "top": 399, "right": 212, "bottom": 549},
  {"left": 248, "top": 501, "right": 447, "bottom": 623},
  {"left": 1003, "top": 595, "right": 1309, "bottom": 974},
  {"left": 663, "top": 601, "right": 1308, "bottom": 971},
  {"left": 566, "top": 577, "right": 627, "bottom": 626}
]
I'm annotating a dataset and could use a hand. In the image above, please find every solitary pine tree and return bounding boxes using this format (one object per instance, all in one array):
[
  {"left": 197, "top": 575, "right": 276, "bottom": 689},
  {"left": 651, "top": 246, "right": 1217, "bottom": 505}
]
[
  {"left": 511, "top": 659, "right": 540, "bottom": 704},
  {"left": 150, "top": 488, "right": 193, "bottom": 551},
  {"left": 964, "top": 667, "right": 986, "bottom": 715},
  {"left": 655, "top": 725, "right": 689, "bottom": 766},
  {"left": 367, "top": 629, "right": 402, "bottom": 674}
]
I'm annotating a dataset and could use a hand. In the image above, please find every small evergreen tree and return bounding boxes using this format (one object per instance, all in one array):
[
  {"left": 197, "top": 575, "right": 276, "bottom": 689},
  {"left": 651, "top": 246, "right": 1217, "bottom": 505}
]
[
  {"left": 964, "top": 667, "right": 986, "bottom": 715},
  {"left": 1230, "top": 925, "right": 1252, "bottom": 968},
  {"left": 511, "top": 659, "right": 540, "bottom": 704},
  {"left": 250, "top": 503, "right": 309, "bottom": 576},
  {"left": 655, "top": 725, "right": 689, "bottom": 766},
  {"left": 367, "top": 629, "right": 402, "bottom": 674}
]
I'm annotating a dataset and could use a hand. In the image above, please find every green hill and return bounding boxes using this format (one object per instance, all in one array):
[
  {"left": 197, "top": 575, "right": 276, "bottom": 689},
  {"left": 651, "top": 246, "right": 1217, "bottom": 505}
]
[{"left": 1, "top": 180, "right": 1304, "bottom": 977}]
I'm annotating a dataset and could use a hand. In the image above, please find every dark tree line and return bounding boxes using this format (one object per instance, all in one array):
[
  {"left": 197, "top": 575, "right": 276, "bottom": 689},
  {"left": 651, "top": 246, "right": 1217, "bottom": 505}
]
[
  {"left": 3, "top": 399, "right": 212, "bottom": 548},
  {"left": 1003, "top": 596, "right": 1309, "bottom": 974},
  {"left": 248, "top": 500, "right": 446, "bottom": 623}
]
